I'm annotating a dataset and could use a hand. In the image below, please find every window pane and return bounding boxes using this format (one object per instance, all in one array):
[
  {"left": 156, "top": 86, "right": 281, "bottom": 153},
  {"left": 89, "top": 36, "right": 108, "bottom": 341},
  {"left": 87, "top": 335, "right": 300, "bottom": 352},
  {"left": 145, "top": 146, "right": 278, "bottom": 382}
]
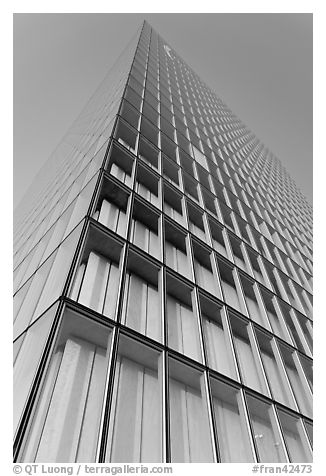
[
  {"left": 169, "top": 358, "right": 214, "bottom": 462},
  {"left": 304, "top": 421, "right": 313, "bottom": 446},
  {"left": 229, "top": 313, "right": 268, "bottom": 395},
  {"left": 240, "top": 275, "right": 270, "bottom": 328},
  {"left": 33, "top": 223, "right": 83, "bottom": 320},
  {"left": 19, "top": 308, "right": 111, "bottom": 463},
  {"left": 14, "top": 304, "right": 57, "bottom": 437},
  {"left": 200, "top": 295, "right": 237, "bottom": 379},
  {"left": 192, "top": 240, "right": 220, "bottom": 297},
  {"left": 163, "top": 184, "right": 185, "bottom": 227},
  {"left": 279, "top": 344, "right": 313, "bottom": 418},
  {"left": 121, "top": 251, "right": 162, "bottom": 342},
  {"left": 72, "top": 250, "right": 120, "bottom": 319},
  {"left": 164, "top": 220, "right": 192, "bottom": 280},
  {"left": 278, "top": 410, "right": 312, "bottom": 462},
  {"left": 166, "top": 274, "right": 202, "bottom": 362},
  {"left": 95, "top": 177, "right": 129, "bottom": 236},
  {"left": 217, "top": 259, "right": 245, "bottom": 313},
  {"left": 255, "top": 330, "right": 296, "bottom": 409},
  {"left": 131, "top": 200, "right": 161, "bottom": 261},
  {"left": 70, "top": 228, "right": 123, "bottom": 320},
  {"left": 211, "top": 378, "right": 254, "bottom": 462},
  {"left": 13, "top": 253, "right": 56, "bottom": 339},
  {"left": 246, "top": 394, "right": 287, "bottom": 462},
  {"left": 106, "top": 336, "right": 162, "bottom": 462}
]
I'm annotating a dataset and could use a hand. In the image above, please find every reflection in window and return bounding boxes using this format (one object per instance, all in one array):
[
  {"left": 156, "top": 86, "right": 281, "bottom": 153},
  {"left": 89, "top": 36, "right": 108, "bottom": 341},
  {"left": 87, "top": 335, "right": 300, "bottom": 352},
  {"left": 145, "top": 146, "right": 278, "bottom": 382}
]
[
  {"left": 20, "top": 310, "right": 111, "bottom": 463},
  {"left": 106, "top": 337, "right": 162, "bottom": 462},
  {"left": 278, "top": 410, "right": 312, "bottom": 462},
  {"left": 246, "top": 394, "right": 287, "bottom": 462},
  {"left": 211, "top": 379, "right": 254, "bottom": 462},
  {"left": 169, "top": 359, "right": 214, "bottom": 462}
]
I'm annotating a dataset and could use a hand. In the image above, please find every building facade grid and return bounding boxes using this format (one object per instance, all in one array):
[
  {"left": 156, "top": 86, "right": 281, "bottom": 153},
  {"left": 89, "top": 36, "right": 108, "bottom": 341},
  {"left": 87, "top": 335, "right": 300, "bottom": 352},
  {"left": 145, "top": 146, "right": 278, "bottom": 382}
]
[{"left": 13, "top": 21, "right": 313, "bottom": 463}]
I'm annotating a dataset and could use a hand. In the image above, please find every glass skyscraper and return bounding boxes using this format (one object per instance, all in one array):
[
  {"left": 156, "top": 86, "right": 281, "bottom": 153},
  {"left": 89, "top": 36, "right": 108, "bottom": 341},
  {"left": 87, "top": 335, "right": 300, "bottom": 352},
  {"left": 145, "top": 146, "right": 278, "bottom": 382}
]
[{"left": 13, "top": 20, "right": 313, "bottom": 463}]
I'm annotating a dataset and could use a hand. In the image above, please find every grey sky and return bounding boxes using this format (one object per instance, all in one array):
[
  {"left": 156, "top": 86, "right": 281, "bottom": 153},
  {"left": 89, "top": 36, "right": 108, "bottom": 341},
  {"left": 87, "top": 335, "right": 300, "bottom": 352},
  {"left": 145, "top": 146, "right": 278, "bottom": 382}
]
[{"left": 14, "top": 13, "right": 312, "bottom": 208}]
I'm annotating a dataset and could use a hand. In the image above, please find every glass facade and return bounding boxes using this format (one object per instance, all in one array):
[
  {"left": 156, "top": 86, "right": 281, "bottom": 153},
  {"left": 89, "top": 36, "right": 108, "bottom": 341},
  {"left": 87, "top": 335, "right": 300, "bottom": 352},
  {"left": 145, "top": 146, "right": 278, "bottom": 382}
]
[{"left": 14, "top": 21, "right": 312, "bottom": 463}]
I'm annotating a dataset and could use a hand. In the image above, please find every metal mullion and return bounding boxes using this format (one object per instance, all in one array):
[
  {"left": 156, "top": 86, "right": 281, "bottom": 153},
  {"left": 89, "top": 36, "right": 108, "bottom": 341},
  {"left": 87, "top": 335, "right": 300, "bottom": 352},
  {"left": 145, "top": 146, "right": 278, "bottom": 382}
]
[
  {"left": 163, "top": 349, "right": 171, "bottom": 462},
  {"left": 197, "top": 182, "right": 206, "bottom": 213},
  {"left": 232, "top": 266, "right": 250, "bottom": 318},
  {"left": 199, "top": 207, "right": 211, "bottom": 245},
  {"left": 202, "top": 369, "right": 219, "bottom": 462},
  {"left": 207, "top": 249, "right": 224, "bottom": 303},
  {"left": 238, "top": 388, "right": 259, "bottom": 462},
  {"left": 95, "top": 325, "right": 120, "bottom": 462},
  {"left": 298, "top": 417, "right": 313, "bottom": 454},
  {"left": 211, "top": 250, "right": 225, "bottom": 302},
  {"left": 159, "top": 212, "right": 169, "bottom": 462},
  {"left": 191, "top": 282, "right": 208, "bottom": 371},
  {"left": 222, "top": 227, "right": 236, "bottom": 262},
  {"left": 221, "top": 306, "right": 242, "bottom": 382}
]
